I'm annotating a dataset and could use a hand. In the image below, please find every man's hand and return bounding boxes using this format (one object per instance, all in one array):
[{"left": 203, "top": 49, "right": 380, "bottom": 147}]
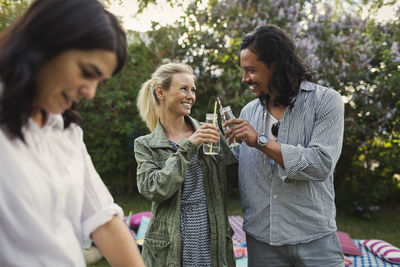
[{"left": 223, "top": 119, "right": 258, "bottom": 147}]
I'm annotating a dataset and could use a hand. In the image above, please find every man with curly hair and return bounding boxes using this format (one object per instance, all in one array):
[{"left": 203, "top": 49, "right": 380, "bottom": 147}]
[{"left": 224, "top": 24, "right": 345, "bottom": 267}]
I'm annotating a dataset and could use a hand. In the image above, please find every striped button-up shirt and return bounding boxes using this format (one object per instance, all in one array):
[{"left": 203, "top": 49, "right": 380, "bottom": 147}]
[{"left": 234, "top": 81, "right": 344, "bottom": 246}]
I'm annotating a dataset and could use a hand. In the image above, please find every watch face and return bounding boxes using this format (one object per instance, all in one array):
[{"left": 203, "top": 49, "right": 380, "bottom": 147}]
[{"left": 259, "top": 135, "right": 268, "bottom": 144}]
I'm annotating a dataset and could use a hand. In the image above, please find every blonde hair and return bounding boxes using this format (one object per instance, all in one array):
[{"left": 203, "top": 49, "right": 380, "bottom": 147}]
[{"left": 137, "top": 63, "right": 195, "bottom": 132}]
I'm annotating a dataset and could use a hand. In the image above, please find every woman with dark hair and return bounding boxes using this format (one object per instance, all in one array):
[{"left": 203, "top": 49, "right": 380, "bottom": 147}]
[{"left": 0, "top": 0, "right": 145, "bottom": 266}]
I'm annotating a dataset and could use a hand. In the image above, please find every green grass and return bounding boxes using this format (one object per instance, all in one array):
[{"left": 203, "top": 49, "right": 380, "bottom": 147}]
[
  {"left": 336, "top": 205, "right": 400, "bottom": 247},
  {"left": 114, "top": 194, "right": 152, "bottom": 214},
  {"left": 87, "top": 256, "right": 112, "bottom": 266},
  {"left": 88, "top": 194, "right": 400, "bottom": 267}
]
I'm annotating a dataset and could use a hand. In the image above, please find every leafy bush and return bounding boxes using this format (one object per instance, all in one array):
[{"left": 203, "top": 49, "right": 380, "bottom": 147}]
[{"left": 2, "top": 0, "right": 399, "bottom": 214}]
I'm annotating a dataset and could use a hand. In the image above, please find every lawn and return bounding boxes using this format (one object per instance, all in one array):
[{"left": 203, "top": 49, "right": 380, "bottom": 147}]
[{"left": 88, "top": 194, "right": 400, "bottom": 267}]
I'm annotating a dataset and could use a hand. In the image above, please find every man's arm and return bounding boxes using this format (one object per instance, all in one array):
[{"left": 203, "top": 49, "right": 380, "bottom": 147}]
[
  {"left": 277, "top": 90, "right": 344, "bottom": 182},
  {"left": 224, "top": 90, "right": 344, "bottom": 182}
]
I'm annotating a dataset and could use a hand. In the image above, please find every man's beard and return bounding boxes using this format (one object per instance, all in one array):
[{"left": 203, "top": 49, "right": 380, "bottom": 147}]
[
  {"left": 245, "top": 81, "right": 271, "bottom": 107},
  {"left": 258, "top": 91, "right": 270, "bottom": 107}
]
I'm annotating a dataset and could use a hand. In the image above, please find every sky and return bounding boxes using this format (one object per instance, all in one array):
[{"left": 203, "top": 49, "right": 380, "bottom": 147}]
[
  {"left": 361, "top": 3, "right": 400, "bottom": 22},
  {"left": 108, "top": 0, "right": 400, "bottom": 32},
  {"left": 108, "top": 0, "right": 192, "bottom": 32}
]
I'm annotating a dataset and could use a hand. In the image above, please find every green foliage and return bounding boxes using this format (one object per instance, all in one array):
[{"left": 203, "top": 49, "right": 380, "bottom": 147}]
[
  {"left": 79, "top": 35, "right": 161, "bottom": 193},
  {"left": 2, "top": 0, "right": 399, "bottom": 215},
  {"left": 80, "top": 0, "right": 400, "bottom": 215},
  {"left": 330, "top": 14, "right": 400, "bottom": 216},
  {"left": 0, "top": 0, "right": 29, "bottom": 31}
]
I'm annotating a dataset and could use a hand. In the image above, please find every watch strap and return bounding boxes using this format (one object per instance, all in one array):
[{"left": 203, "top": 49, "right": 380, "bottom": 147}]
[{"left": 256, "top": 135, "right": 268, "bottom": 150}]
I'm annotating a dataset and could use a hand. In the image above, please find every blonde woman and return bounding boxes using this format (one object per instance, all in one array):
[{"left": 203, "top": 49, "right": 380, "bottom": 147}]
[{"left": 134, "top": 63, "right": 237, "bottom": 267}]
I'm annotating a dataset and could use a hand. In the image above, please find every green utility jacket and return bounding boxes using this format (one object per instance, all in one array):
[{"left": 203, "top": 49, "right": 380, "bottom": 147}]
[{"left": 134, "top": 116, "right": 237, "bottom": 267}]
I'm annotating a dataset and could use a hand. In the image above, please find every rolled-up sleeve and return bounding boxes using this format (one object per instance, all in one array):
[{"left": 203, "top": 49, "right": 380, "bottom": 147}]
[
  {"left": 278, "top": 90, "right": 344, "bottom": 182},
  {"left": 80, "top": 135, "right": 123, "bottom": 241}
]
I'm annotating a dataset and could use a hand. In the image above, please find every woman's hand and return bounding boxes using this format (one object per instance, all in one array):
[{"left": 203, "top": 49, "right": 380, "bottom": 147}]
[{"left": 189, "top": 124, "right": 220, "bottom": 147}]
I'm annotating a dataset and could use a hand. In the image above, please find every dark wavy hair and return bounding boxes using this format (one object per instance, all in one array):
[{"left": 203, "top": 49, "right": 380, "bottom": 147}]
[
  {"left": 240, "top": 25, "right": 316, "bottom": 107},
  {"left": 0, "top": 0, "right": 127, "bottom": 140}
]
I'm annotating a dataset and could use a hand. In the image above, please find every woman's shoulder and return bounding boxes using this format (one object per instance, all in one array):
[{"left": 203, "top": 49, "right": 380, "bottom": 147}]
[
  {"left": 134, "top": 132, "right": 154, "bottom": 145},
  {"left": 64, "top": 122, "right": 84, "bottom": 141}
]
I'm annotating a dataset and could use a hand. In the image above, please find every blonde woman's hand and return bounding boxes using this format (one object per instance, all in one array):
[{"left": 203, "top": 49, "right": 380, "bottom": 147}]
[{"left": 189, "top": 124, "right": 220, "bottom": 147}]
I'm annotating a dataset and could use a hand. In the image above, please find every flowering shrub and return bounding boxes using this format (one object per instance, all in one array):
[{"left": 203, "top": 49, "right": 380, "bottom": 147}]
[
  {"left": 80, "top": 0, "right": 400, "bottom": 210},
  {"left": 172, "top": 0, "right": 400, "bottom": 215},
  {"left": 2, "top": 0, "right": 398, "bottom": 210}
]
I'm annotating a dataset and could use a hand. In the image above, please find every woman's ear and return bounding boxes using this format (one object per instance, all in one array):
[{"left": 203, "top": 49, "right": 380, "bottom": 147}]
[{"left": 155, "top": 86, "right": 164, "bottom": 100}]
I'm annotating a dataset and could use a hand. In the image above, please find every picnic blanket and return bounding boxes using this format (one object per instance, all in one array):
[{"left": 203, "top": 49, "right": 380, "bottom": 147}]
[
  {"left": 228, "top": 216, "right": 400, "bottom": 267},
  {"left": 347, "top": 240, "right": 400, "bottom": 267},
  {"left": 228, "top": 216, "right": 248, "bottom": 266},
  {"left": 128, "top": 213, "right": 399, "bottom": 267}
]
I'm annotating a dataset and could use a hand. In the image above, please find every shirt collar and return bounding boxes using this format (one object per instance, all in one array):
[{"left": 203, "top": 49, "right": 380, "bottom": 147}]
[
  {"left": 149, "top": 116, "right": 199, "bottom": 148},
  {"left": 27, "top": 113, "right": 64, "bottom": 133},
  {"left": 46, "top": 113, "right": 64, "bottom": 130},
  {"left": 299, "top": 80, "right": 316, "bottom": 92}
]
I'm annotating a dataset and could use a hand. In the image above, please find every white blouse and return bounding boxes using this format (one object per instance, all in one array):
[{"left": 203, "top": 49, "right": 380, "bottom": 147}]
[{"left": 0, "top": 114, "right": 123, "bottom": 266}]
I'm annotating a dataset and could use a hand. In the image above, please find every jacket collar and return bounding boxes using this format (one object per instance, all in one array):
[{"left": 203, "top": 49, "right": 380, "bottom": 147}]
[{"left": 148, "top": 116, "right": 200, "bottom": 148}]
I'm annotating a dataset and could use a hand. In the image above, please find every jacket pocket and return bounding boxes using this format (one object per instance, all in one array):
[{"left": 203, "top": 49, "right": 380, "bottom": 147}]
[
  {"left": 142, "top": 236, "right": 172, "bottom": 267},
  {"left": 145, "top": 237, "right": 171, "bottom": 247}
]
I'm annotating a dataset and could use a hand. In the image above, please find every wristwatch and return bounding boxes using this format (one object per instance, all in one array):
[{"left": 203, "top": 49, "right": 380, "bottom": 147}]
[{"left": 256, "top": 135, "right": 268, "bottom": 150}]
